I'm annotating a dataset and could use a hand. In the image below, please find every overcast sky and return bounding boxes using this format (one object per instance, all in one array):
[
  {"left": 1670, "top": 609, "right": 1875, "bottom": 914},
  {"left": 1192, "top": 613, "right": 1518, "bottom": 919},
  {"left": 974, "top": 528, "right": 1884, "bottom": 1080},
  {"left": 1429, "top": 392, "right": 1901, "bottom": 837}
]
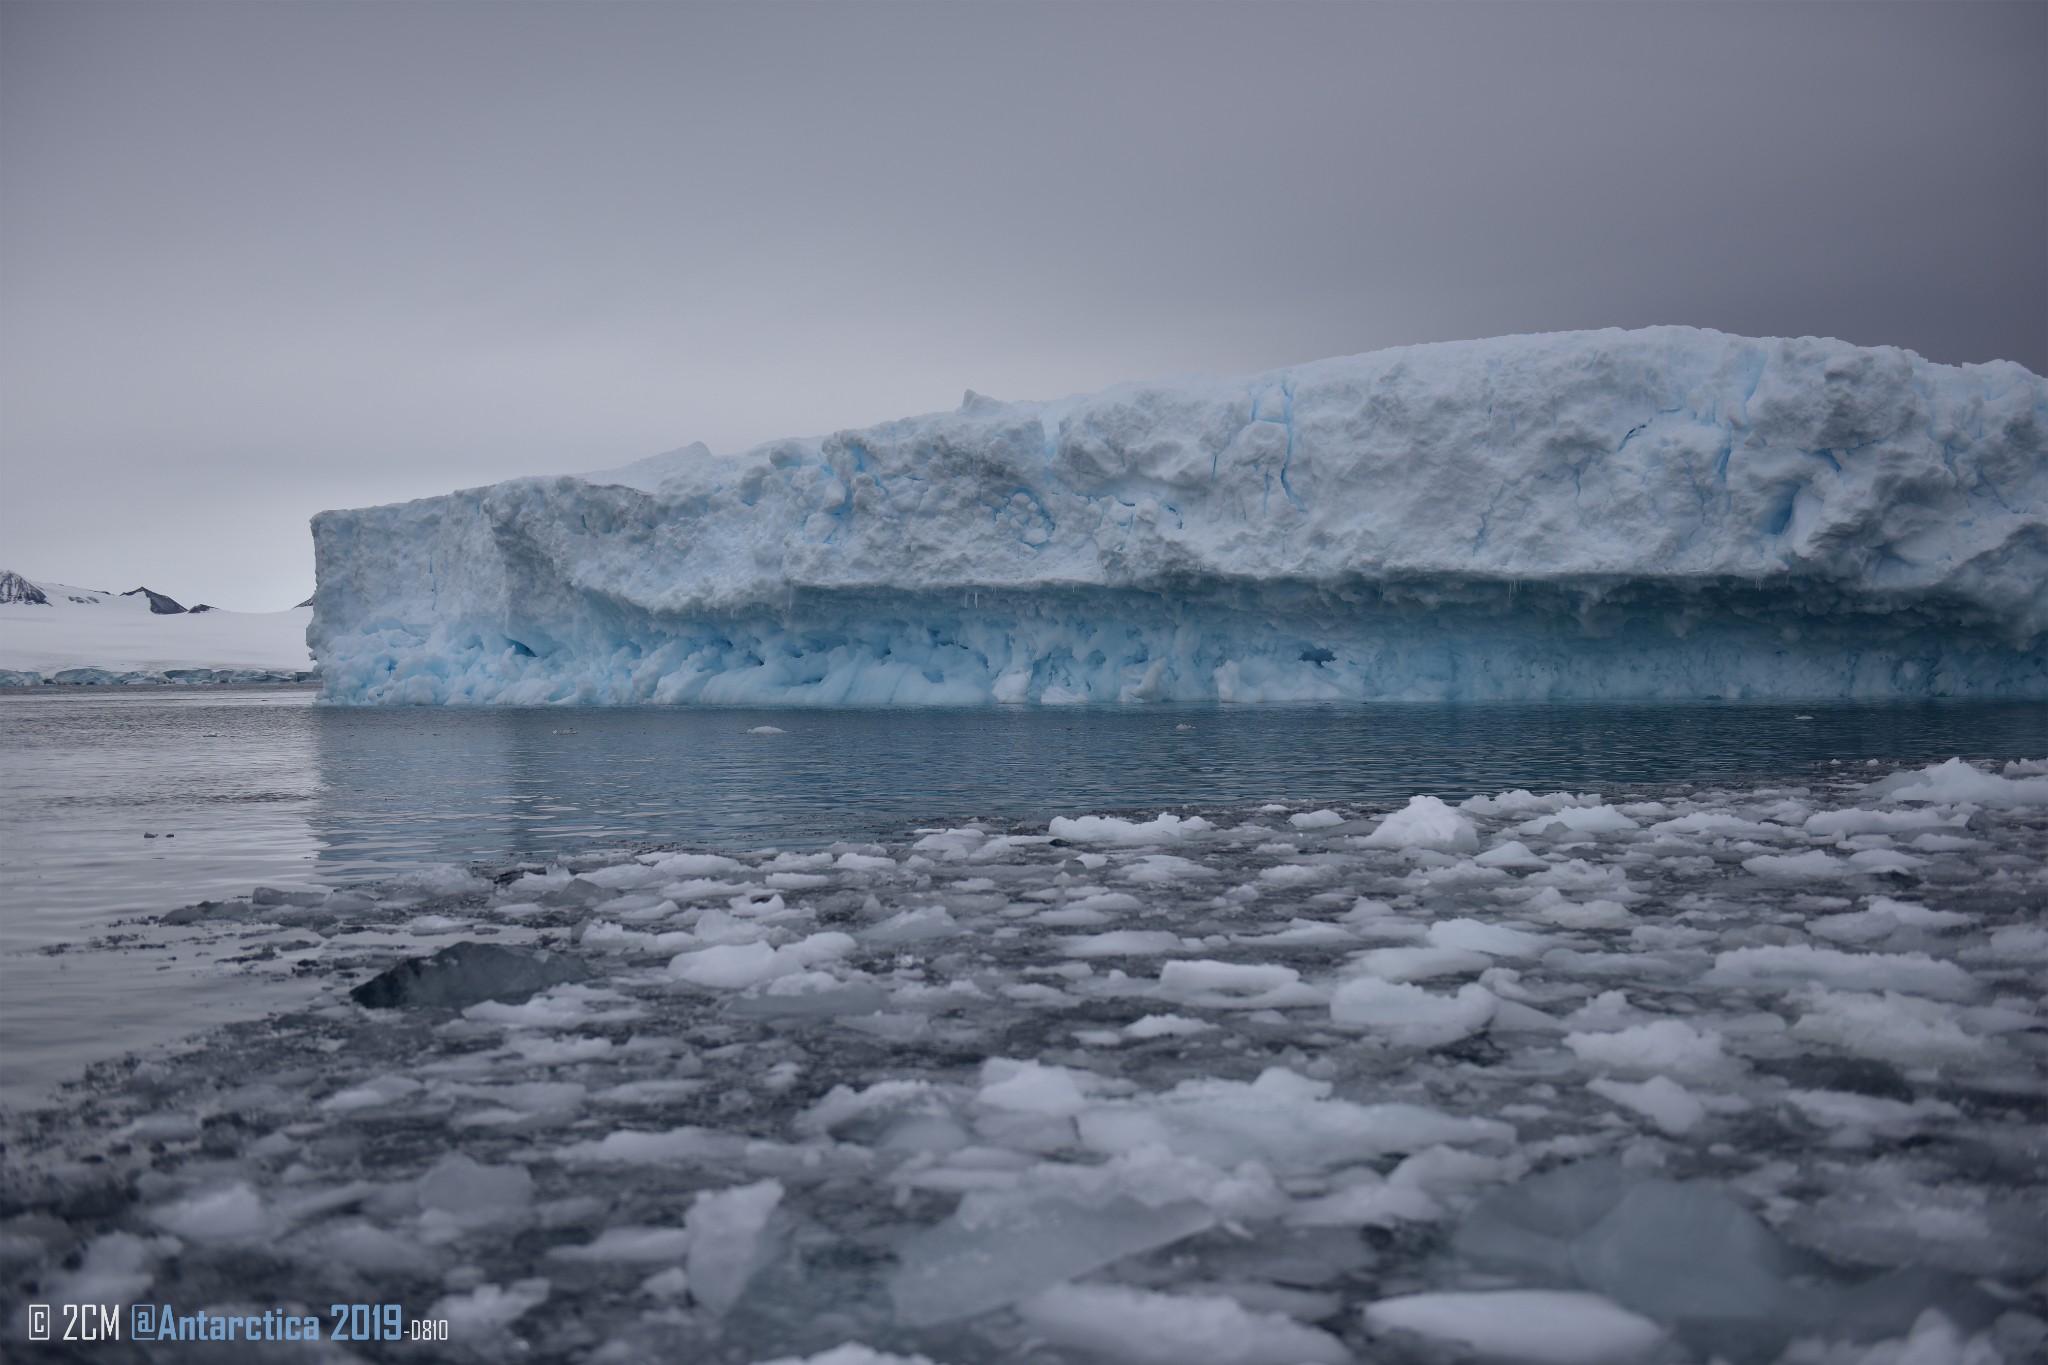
[{"left": 3, "top": 2, "right": 2042, "bottom": 610}]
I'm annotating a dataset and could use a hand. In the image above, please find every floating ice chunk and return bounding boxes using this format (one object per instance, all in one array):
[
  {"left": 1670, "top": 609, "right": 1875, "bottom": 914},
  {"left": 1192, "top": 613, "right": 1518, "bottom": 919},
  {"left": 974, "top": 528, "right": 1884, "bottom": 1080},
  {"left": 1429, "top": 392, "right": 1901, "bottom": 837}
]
[
  {"left": 1350, "top": 945, "right": 1492, "bottom": 981},
  {"left": 1779, "top": 1090, "right": 1957, "bottom": 1147},
  {"left": 591, "top": 1079, "right": 707, "bottom": 1107},
  {"left": 1514, "top": 805, "right": 1641, "bottom": 838},
  {"left": 1867, "top": 757, "right": 2048, "bottom": 807},
  {"left": 1744, "top": 849, "right": 1852, "bottom": 878},
  {"left": 1453, "top": 1160, "right": 1633, "bottom": 1281},
  {"left": 548, "top": 1226, "right": 691, "bottom": 1263},
  {"left": 1119, "top": 853, "right": 1217, "bottom": 884},
  {"left": 1362, "top": 796, "right": 1479, "bottom": 852},
  {"left": 465, "top": 983, "right": 641, "bottom": 1028},
  {"left": 1257, "top": 861, "right": 1330, "bottom": 886},
  {"left": 321, "top": 1073, "right": 424, "bottom": 1111},
  {"left": 890, "top": 1194, "right": 1214, "bottom": 1327},
  {"left": 1475, "top": 839, "right": 1548, "bottom": 869},
  {"left": 379, "top": 863, "right": 491, "bottom": 903},
  {"left": 1788, "top": 989, "right": 1986, "bottom": 1067},
  {"left": 1704, "top": 944, "right": 1978, "bottom": 1000},
  {"left": 977, "top": 1060, "right": 1091, "bottom": 1117},
  {"left": 556, "top": 1126, "right": 747, "bottom": 1164},
  {"left": 1287, "top": 1174, "right": 1443, "bottom": 1228},
  {"left": 41, "top": 1232, "right": 164, "bottom": 1305},
  {"left": 427, "top": 1278, "right": 549, "bottom": 1336},
  {"left": 1461, "top": 790, "right": 1597, "bottom": 817},
  {"left": 645, "top": 851, "right": 748, "bottom": 877},
  {"left": 1987, "top": 924, "right": 2048, "bottom": 961},
  {"left": 1564, "top": 1019, "right": 1727, "bottom": 1078},
  {"left": 863, "top": 907, "right": 959, "bottom": 944},
  {"left": 1523, "top": 889, "right": 1634, "bottom": 929},
  {"left": 1569, "top": 1179, "right": 1799, "bottom": 1330},
  {"left": 1588, "top": 1075, "right": 1708, "bottom": 1135},
  {"left": 669, "top": 931, "right": 856, "bottom": 989},
  {"left": 1076, "top": 1068, "right": 1512, "bottom": 1175},
  {"left": 1527, "top": 859, "right": 1641, "bottom": 900},
  {"left": 746, "top": 725, "right": 785, "bottom": 734},
  {"left": 1288, "top": 809, "right": 1345, "bottom": 830},
  {"left": 685, "top": 1179, "right": 782, "bottom": 1314},
  {"left": 1426, "top": 917, "right": 1550, "bottom": 958},
  {"left": 1328, "top": 979, "right": 1497, "bottom": 1048},
  {"left": 1648, "top": 810, "right": 1774, "bottom": 837},
  {"left": 1805, "top": 807, "right": 1963, "bottom": 837},
  {"left": 1845, "top": 848, "right": 1926, "bottom": 876},
  {"left": 670, "top": 941, "right": 780, "bottom": 987},
  {"left": 1364, "top": 1290, "right": 1664, "bottom": 1365},
  {"left": 1048, "top": 813, "right": 1215, "bottom": 844},
  {"left": 417, "top": 1154, "right": 534, "bottom": 1221},
  {"left": 750, "top": 1347, "right": 938, "bottom": 1365},
  {"left": 150, "top": 1183, "right": 272, "bottom": 1243},
  {"left": 1015, "top": 1283, "right": 1349, "bottom": 1365},
  {"left": 1562, "top": 989, "right": 1638, "bottom": 1030},
  {"left": 729, "top": 974, "right": 888, "bottom": 1019},
  {"left": 1061, "top": 930, "right": 1188, "bottom": 958},
  {"left": 1123, "top": 1013, "right": 1215, "bottom": 1039},
  {"left": 1809, "top": 897, "right": 1972, "bottom": 944},
  {"left": 350, "top": 941, "right": 588, "bottom": 1009},
  {"left": 1155, "top": 959, "right": 1321, "bottom": 1009}
]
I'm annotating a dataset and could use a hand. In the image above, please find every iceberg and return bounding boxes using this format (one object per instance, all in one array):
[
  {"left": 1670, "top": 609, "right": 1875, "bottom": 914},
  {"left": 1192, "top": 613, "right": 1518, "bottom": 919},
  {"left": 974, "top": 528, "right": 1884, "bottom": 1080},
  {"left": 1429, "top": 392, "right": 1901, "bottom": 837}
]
[{"left": 309, "top": 327, "right": 2047, "bottom": 704}]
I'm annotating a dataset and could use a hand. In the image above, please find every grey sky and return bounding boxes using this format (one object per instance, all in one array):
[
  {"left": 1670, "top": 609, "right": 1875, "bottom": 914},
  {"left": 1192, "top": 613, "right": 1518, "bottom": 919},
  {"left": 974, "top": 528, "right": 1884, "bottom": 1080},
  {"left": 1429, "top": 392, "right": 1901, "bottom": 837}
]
[{"left": 3, "top": 2, "right": 2042, "bottom": 610}]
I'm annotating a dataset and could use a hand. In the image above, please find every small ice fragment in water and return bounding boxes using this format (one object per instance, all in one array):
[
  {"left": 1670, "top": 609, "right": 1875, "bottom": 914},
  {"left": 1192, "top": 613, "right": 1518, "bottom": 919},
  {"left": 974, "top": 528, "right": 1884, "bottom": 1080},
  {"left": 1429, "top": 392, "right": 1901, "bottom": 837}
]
[
  {"left": 747, "top": 725, "right": 786, "bottom": 734},
  {"left": 1362, "top": 795, "right": 1480, "bottom": 852},
  {"left": 427, "top": 1277, "right": 550, "bottom": 1336},
  {"left": 1017, "top": 1282, "right": 1350, "bottom": 1365},
  {"left": 1364, "top": 1289, "right": 1664, "bottom": 1365},
  {"left": 1587, "top": 1075, "right": 1708, "bottom": 1135},
  {"left": 685, "top": 1179, "right": 782, "bottom": 1315},
  {"left": 1328, "top": 979, "right": 1496, "bottom": 1048},
  {"left": 1564, "top": 1019, "right": 1727, "bottom": 1078},
  {"left": 890, "top": 1194, "right": 1216, "bottom": 1327}
]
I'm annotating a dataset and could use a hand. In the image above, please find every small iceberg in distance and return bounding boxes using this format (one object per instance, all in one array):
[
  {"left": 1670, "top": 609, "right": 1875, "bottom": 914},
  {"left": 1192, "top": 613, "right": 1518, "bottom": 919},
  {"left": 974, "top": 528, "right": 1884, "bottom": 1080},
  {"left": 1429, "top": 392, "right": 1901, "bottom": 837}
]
[{"left": 309, "top": 326, "right": 2046, "bottom": 705}]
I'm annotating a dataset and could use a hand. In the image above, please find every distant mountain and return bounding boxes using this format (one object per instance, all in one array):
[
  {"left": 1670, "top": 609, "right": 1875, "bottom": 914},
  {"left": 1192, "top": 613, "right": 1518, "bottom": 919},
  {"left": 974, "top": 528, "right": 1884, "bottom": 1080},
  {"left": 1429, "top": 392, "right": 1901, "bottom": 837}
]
[
  {"left": 0, "top": 570, "right": 48, "bottom": 605},
  {"left": 122, "top": 587, "right": 187, "bottom": 614},
  {"left": 0, "top": 572, "right": 316, "bottom": 680}
]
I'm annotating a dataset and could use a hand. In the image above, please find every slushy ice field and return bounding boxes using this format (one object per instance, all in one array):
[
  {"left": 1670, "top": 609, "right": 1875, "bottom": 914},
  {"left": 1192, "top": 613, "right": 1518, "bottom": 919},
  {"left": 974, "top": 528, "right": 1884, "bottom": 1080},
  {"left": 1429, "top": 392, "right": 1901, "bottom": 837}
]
[{"left": 5, "top": 750, "right": 2046, "bottom": 1365}]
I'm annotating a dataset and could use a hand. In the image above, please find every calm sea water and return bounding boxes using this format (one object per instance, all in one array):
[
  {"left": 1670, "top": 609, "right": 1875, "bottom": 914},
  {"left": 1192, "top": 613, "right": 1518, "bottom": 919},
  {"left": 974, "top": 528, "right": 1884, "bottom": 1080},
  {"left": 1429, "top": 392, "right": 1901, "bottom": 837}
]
[{"left": 1, "top": 687, "right": 2043, "bottom": 1103}]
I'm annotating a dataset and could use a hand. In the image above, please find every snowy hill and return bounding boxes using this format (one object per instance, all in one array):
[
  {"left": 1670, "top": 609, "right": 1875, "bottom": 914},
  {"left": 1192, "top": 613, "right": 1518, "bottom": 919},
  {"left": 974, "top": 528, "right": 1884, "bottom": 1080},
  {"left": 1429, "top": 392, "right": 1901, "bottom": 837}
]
[
  {"left": 310, "top": 326, "right": 2047, "bottom": 704},
  {"left": 0, "top": 574, "right": 315, "bottom": 685}
]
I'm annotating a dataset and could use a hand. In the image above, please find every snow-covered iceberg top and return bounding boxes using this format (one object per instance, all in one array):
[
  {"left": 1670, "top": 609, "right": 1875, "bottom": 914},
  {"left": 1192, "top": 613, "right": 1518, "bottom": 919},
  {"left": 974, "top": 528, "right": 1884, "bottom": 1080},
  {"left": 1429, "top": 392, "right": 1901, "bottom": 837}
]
[{"left": 311, "top": 327, "right": 2046, "bottom": 704}]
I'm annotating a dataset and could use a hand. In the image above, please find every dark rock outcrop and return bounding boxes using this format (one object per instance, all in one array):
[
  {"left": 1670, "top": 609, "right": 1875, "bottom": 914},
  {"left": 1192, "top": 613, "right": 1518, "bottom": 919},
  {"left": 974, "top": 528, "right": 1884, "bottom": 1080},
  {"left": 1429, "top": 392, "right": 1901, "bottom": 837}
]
[
  {"left": 122, "top": 587, "right": 187, "bottom": 614},
  {"left": 0, "top": 570, "right": 48, "bottom": 605}
]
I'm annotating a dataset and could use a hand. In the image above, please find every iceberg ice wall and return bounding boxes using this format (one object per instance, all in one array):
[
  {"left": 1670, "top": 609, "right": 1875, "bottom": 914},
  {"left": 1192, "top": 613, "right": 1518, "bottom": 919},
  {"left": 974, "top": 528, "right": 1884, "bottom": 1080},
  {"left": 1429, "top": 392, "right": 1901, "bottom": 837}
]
[{"left": 310, "top": 326, "right": 2047, "bottom": 704}]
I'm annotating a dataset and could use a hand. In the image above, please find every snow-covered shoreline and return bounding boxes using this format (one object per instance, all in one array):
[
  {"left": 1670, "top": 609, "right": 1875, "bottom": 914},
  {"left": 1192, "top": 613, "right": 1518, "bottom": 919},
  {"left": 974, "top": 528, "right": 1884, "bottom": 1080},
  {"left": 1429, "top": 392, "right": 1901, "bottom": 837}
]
[
  {"left": 0, "top": 573, "right": 316, "bottom": 684},
  {"left": 5, "top": 756, "right": 2043, "bottom": 1363}
]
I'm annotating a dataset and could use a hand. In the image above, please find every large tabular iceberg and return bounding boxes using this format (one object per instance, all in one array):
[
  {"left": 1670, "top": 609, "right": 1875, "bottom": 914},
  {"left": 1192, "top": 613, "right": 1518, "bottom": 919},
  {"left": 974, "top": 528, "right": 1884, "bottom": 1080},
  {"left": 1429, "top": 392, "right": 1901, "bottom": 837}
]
[{"left": 311, "top": 327, "right": 2046, "bottom": 704}]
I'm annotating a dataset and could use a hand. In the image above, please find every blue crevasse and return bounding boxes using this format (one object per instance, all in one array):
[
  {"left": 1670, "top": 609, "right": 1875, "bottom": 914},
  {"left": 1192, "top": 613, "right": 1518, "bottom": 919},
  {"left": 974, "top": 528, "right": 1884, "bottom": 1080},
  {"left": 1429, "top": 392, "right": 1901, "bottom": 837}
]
[{"left": 309, "top": 326, "right": 2048, "bottom": 704}]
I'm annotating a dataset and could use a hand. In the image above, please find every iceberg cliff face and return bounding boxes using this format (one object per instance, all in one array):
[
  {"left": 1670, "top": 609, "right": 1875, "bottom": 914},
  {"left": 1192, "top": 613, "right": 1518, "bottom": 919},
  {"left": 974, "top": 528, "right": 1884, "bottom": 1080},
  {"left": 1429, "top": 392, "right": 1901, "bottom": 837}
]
[{"left": 311, "top": 327, "right": 2047, "bottom": 704}]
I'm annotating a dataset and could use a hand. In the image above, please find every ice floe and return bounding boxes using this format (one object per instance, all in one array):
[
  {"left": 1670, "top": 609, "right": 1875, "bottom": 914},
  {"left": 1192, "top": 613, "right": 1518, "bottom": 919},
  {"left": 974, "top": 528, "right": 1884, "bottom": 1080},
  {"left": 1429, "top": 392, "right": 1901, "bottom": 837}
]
[{"left": 2, "top": 757, "right": 2044, "bottom": 1363}]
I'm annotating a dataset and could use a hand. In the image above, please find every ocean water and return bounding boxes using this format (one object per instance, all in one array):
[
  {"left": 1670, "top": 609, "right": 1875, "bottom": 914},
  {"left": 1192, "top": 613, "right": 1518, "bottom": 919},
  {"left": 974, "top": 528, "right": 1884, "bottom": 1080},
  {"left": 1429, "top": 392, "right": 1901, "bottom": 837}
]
[
  {"left": 0, "top": 687, "right": 2044, "bottom": 1361},
  {"left": 2, "top": 689, "right": 2044, "bottom": 1110},
  {"left": 5, "top": 689, "right": 2045, "bottom": 939}
]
